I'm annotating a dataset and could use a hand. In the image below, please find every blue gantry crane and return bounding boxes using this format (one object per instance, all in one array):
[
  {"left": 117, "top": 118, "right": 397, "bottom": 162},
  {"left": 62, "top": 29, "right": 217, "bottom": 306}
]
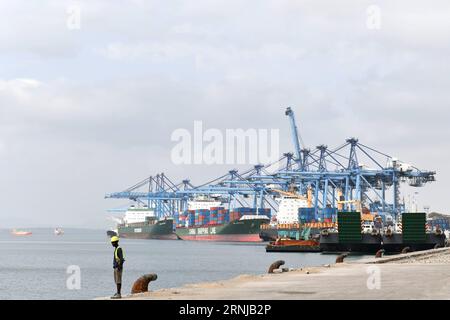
[{"left": 105, "top": 107, "right": 436, "bottom": 221}]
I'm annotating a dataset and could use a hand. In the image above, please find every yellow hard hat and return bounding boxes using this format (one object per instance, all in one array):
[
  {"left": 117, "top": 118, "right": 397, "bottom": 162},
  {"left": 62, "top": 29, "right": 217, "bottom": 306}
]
[{"left": 110, "top": 236, "right": 119, "bottom": 243}]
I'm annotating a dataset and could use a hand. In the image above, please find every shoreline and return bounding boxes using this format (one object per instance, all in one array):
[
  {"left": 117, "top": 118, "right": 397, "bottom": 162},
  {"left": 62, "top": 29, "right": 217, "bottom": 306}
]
[{"left": 98, "top": 247, "right": 450, "bottom": 300}]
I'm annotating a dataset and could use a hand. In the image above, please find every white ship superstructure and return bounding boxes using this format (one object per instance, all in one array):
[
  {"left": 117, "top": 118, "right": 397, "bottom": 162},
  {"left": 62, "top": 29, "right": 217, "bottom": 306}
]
[
  {"left": 275, "top": 196, "right": 309, "bottom": 224},
  {"left": 123, "top": 205, "right": 156, "bottom": 224},
  {"left": 188, "top": 196, "right": 222, "bottom": 211}
]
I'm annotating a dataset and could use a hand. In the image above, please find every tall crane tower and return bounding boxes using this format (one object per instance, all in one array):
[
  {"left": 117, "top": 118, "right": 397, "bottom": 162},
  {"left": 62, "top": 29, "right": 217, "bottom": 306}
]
[{"left": 285, "top": 107, "right": 302, "bottom": 167}]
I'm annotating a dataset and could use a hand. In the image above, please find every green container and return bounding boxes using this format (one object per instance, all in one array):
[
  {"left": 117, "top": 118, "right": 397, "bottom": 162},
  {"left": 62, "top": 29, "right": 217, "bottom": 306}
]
[
  {"left": 338, "top": 212, "right": 362, "bottom": 243},
  {"left": 402, "top": 212, "right": 426, "bottom": 243}
]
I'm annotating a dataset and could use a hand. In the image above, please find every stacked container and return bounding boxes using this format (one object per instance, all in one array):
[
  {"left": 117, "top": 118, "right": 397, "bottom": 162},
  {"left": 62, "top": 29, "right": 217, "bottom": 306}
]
[
  {"left": 429, "top": 218, "right": 449, "bottom": 230},
  {"left": 195, "top": 209, "right": 210, "bottom": 226},
  {"left": 209, "top": 207, "right": 223, "bottom": 225},
  {"left": 236, "top": 207, "right": 255, "bottom": 215},
  {"left": 178, "top": 211, "right": 189, "bottom": 227},
  {"left": 187, "top": 210, "right": 196, "bottom": 226},
  {"left": 217, "top": 209, "right": 229, "bottom": 224},
  {"left": 229, "top": 211, "right": 242, "bottom": 222},
  {"left": 174, "top": 212, "right": 180, "bottom": 226},
  {"left": 321, "top": 207, "right": 337, "bottom": 223},
  {"left": 298, "top": 207, "right": 316, "bottom": 223},
  {"left": 209, "top": 209, "right": 217, "bottom": 225},
  {"left": 228, "top": 207, "right": 272, "bottom": 220},
  {"left": 259, "top": 208, "right": 271, "bottom": 218}
]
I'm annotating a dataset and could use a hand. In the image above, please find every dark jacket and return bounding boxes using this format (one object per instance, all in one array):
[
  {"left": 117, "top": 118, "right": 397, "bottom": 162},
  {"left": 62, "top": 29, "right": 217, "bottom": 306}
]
[{"left": 113, "top": 247, "right": 125, "bottom": 269}]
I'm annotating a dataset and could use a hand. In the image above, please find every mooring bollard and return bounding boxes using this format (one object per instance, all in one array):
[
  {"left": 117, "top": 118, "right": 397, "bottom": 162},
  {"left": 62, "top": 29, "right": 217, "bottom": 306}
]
[
  {"left": 375, "top": 249, "right": 385, "bottom": 258},
  {"left": 335, "top": 253, "right": 348, "bottom": 263},
  {"left": 402, "top": 247, "right": 411, "bottom": 254},
  {"left": 268, "top": 260, "right": 285, "bottom": 274},
  {"left": 131, "top": 274, "right": 158, "bottom": 294}
]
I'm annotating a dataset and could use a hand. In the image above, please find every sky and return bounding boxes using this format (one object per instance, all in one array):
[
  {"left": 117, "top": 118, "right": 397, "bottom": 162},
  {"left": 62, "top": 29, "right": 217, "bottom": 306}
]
[{"left": 1, "top": 1, "right": 449, "bottom": 228}]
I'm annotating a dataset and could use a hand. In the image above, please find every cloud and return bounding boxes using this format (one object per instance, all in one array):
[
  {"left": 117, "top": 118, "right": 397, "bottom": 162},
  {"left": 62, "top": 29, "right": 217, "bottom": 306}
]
[
  {"left": 1, "top": 1, "right": 450, "bottom": 227},
  {"left": 0, "top": 78, "right": 42, "bottom": 102}
]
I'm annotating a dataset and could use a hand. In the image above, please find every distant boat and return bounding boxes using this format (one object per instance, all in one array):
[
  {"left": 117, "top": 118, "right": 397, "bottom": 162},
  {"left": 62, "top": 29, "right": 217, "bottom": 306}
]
[
  {"left": 54, "top": 228, "right": 64, "bottom": 236},
  {"left": 11, "top": 229, "right": 32, "bottom": 236}
]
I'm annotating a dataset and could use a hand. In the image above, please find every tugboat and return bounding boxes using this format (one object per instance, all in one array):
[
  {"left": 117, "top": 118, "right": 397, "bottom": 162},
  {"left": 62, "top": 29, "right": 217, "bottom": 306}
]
[
  {"left": 265, "top": 225, "right": 322, "bottom": 252},
  {"left": 266, "top": 237, "right": 321, "bottom": 252}
]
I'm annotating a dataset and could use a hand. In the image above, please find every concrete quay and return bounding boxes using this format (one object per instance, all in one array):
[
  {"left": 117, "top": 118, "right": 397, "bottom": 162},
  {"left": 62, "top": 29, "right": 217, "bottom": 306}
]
[{"left": 102, "top": 248, "right": 450, "bottom": 300}]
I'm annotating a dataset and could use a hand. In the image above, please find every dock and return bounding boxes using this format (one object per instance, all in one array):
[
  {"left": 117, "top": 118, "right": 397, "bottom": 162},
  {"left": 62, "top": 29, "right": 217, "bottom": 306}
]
[{"left": 105, "top": 247, "right": 450, "bottom": 300}]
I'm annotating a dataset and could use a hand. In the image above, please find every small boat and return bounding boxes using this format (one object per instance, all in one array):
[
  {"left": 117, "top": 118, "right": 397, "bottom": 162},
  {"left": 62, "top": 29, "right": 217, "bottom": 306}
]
[
  {"left": 54, "top": 228, "right": 64, "bottom": 235},
  {"left": 266, "top": 238, "right": 321, "bottom": 252},
  {"left": 11, "top": 229, "right": 32, "bottom": 236}
]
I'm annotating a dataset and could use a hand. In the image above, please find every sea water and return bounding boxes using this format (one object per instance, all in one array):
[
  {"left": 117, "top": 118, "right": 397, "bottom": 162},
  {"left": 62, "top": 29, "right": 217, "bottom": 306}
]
[{"left": 0, "top": 228, "right": 360, "bottom": 299}]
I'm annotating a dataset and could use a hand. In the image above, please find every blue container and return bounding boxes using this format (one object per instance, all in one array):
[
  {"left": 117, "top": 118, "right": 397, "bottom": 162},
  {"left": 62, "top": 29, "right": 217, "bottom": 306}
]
[
  {"left": 298, "top": 208, "right": 316, "bottom": 223},
  {"left": 234, "top": 207, "right": 259, "bottom": 216},
  {"left": 319, "top": 207, "right": 337, "bottom": 221},
  {"left": 431, "top": 219, "right": 449, "bottom": 230},
  {"left": 223, "top": 210, "right": 230, "bottom": 222},
  {"left": 260, "top": 208, "right": 271, "bottom": 218}
]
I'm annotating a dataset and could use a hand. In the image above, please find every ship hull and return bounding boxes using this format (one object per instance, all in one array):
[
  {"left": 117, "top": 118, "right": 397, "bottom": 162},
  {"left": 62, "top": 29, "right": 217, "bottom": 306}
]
[
  {"left": 320, "top": 232, "right": 446, "bottom": 253},
  {"left": 260, "top": 227, "right": 321, "bottom": 241},
  {"left": 118, "top": 219, "right": 178, "bottom": 240},
  {"left": 266, "top": 240, "right": 321, "bottom": 252},
  {"left": 259, "top": 228, "right": 279, "bottom": 241},
  {"left": 176, "top": 218, "right": 269, "bottom": 242}
]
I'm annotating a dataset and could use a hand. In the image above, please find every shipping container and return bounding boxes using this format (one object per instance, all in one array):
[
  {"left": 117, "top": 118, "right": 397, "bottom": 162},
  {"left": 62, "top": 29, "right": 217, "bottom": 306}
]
[
  {"left": 402, "top": 212, "right": 426, "bottom": 242},
  {"left": 298, "top": 207, "right": 316, "bottom": 223}
]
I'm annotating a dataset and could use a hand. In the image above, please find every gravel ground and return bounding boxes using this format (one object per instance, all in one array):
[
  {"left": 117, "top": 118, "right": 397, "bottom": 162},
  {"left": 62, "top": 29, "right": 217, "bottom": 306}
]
[{"left": 396, "top": 250, "right": 450, "bottom": 264}]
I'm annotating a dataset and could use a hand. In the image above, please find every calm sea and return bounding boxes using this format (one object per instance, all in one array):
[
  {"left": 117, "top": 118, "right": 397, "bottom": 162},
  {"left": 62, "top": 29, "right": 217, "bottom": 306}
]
[{"left": 0, "top": 228, "right": 360, "bottom": 299}]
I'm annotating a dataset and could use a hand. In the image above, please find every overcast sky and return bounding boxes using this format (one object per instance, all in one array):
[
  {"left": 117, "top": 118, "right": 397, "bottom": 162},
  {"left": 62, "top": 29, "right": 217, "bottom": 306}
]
[{"left": 1, "top": 1, "right": 449, "bottom": 228}]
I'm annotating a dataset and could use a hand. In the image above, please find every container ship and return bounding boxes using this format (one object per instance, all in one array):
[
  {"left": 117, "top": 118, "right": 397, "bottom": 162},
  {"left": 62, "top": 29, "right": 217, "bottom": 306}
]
[
  {"left": 258, "top": 190, "right": 448, "bottom": 253},
  {"left": 175, "top": 198, "right": 270, "bottom": 242},
  {"left": 259, "top": 193, "right": 328, "bottom": 241},
  {"left": 114, "top": 205, "right": 177, "bottom": 240}
]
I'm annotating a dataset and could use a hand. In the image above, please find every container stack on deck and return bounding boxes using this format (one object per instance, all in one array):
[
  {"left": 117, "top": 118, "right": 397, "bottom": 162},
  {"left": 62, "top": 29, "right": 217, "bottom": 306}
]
[
  {"left": 234, "top": 207, "right": 254, "bottom": 215},
  {"left": 209, "top": 207, "right": 224, "bottom": 225},
  {"left": 259, "top": 208, "right": 272, "bottom": 218},
  {"left": 218, "top": 208, "right": 229, "bottom": 224},
  {"left": 177, "top": 207, "right": 271, "bottom": 227},
  {"left": 188, "top": 210, "right": 195, "bottom": 226},
  {"left": 195, "top": 209, "right": 210, "bottom": 225},
  {"left": 299, "top": 208, "right": 316, "bottom": 223},
  {"left": 229, "top": 211, "right": 242, "bottom": 222},
  {"left": 320, "top": 207, "right": 337, "bottom": 223},
  {"left": 428, "top": 218, "right": 450, "bottom": 230},
  {"left": 228, "top": 207, "right": 271, "bottom": 221}
]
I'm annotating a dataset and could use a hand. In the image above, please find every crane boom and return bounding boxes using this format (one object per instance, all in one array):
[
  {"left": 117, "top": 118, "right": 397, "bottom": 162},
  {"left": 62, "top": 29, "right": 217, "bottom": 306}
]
[
  {"left": 270, "top": 188, "right": 307, "bottom": 200},
  {"left": 285, "top": 107, "right": 302, "bottom": 165}
]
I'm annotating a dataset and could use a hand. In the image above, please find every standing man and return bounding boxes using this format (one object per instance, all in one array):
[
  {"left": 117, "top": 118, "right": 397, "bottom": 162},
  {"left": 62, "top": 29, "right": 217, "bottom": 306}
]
[{"left": 110, "top": 236, "right": 125, "bottom": 299}]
